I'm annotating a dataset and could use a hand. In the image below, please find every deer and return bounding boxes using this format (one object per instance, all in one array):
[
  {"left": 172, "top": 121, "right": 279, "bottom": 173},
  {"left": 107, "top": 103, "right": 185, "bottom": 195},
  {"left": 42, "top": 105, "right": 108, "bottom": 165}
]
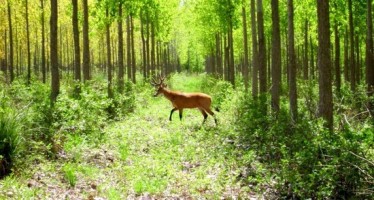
[{"left": 151, "top": 75, "right": 218, "bottom": 125}]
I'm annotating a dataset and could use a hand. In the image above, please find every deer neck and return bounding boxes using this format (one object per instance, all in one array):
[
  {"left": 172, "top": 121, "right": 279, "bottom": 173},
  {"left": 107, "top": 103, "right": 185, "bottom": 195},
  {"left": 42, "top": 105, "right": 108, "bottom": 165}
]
[{"left": 161, "top": 88, "right": 175, "bottom": 101}]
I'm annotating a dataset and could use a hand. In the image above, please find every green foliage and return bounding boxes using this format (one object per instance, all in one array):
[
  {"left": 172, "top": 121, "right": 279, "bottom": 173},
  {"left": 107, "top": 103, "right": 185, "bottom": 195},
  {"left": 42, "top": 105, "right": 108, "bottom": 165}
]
[
  {"left": 63, "top": 163, "right": 77, "bottom": 187},
  {"left": 236, "top": 83, "right": 374, "bottom": 199}
]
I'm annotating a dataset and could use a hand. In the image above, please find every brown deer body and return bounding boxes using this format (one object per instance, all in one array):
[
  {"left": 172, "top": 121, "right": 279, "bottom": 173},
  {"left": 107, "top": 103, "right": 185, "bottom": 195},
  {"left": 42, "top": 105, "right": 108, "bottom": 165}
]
[{"left": 151, "top": 76, "right": 217, "bottom": 124}]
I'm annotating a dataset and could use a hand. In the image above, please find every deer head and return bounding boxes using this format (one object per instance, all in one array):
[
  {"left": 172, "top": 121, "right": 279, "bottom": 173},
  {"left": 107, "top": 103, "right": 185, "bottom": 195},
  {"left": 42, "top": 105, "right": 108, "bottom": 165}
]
[{"left": 151, "top": 74, "right": 167, "bottom": 97}]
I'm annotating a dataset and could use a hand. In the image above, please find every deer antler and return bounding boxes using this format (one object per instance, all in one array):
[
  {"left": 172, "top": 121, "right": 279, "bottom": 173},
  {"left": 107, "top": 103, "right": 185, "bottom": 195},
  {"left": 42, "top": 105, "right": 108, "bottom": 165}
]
[{"left": 150, "top": 74, "right": 165, "bottom": 86}]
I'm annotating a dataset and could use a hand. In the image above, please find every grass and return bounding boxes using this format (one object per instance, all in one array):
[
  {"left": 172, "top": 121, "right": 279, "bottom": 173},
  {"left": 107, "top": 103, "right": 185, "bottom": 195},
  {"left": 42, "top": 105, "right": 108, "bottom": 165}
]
[{"left": 0, "top": 73, "right": 258, "bottom": 199}]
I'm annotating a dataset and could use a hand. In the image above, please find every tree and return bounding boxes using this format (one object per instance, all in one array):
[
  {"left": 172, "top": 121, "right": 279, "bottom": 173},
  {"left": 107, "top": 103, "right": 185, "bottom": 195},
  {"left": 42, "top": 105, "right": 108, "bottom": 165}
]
[
  {"left": 348, "top": 0, "right": 355, "bottom": 91},
  {"left": 250, "top": 0, "right": 258, "bottom": 98},
  {"left": 271, "top": 0, "right": 281, "bottom": 113},
  {"left": 334, "top": 20, "right": 341, "bottom": 95},
  {"left": 72, "top": 0, "right": 81, "bottom": 85},
  {"left": 83, "top": 0, "right": 90, "bottom": 81},
  {"left": 25, "top": 0, "right": 31, "bottom": 85},
  {"left": 117, "top": 2, "right": 124, "bottom": 93},
  {"left": 126, "top": 15, "right": 132, "bottom": 82},
  {"left": 41, "top": 0, "right": 46, "bottom": 83},
  {"left": 257, "top": 0, "right": 266, "bottom": 95},
  {"left": 288, "top": 0, "right": 297, "bottom": 121},
  {"left": 242, "top": 2, "right": 249, "bottom": 91},
  {"left": 7, "top": 0, "right": 14, "bottom": 83},
  {"left": 317, "top": 0, "right": 333, "bottom": 131},
  {"left": 106, "top": 7, "right": 113, "bottom": 100},
  {"left": 50, "top": 0, "right": 59, "bottom": 104},
  {"left": 366, "top": 0, "right": 374, "bottom": 114}
]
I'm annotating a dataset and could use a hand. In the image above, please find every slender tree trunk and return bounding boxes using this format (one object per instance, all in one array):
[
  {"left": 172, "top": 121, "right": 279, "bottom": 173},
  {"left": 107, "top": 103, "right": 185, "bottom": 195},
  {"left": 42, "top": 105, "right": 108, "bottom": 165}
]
[
  {"left": 126, "top": 15, "right": 132, "bottom": 82},
  {"left": 117, "top": 2, "right": 124, "bottom": 93},
  {"left": 50, "top": 0, "right": 59, "bottom": 104},
  {"left": 310, "top": 36, "right": 314, "bottom": 79},
  {"left": 250, "top": 0, "right": 258, "bottom": 98},
  {"left": 26, "top": 0, "right": 31, "bottom": 84},
  {"left": 335, "top": 22, "right": 341, "bottom": 95},
  {"left": 106, "top": 8, "right": 113, "bottom": 100},
  {"left": 288, "top": 0, "right": 297, "bottom": 121},
  {"left": 141, "top": 16, "right": 147, "bottom": 80},
  {"left": 242, "top": 3, "right": 249, "bottom": 91},
  {"left": 146, "top": 15, "right": 151, "bottom": 79},
  {"left": 82, "top": 0, "right": 90, "bottom": 81},
  {"left": 303, "top": 19, "right": 309, "bottom": 80},
  {"left": 72, "top": 0, "right": 81, "bottom": 84},
  {"left": 151, "top": 22, "right": 156, "bottom": 76},
  {"left": 348, "top": 0, "right": 355, "bottom": 91},
  {"left": 228, "top": 19, "right": 235, "bottom": 86},
  {"left": 271, "top": 0, "right": 281, "bottom": 113},
  {"left": 257, "top": 0, "right": 267, "bottom": 95},
  {"left": 366, "top": 0, "right": 374, "bottom": 114},
  {"left": 344, "top": 27, "right": 349, "bottom": 82},
  {"left": 7, "top": 0, "right": 14, "bottom": 83},
  {"left": 317, "top": 0, "right": 333, "bottom": 131},
  {"left": 131, "top": 16, "right": 136, "bottom": 83},
  {"left": 356, "top": 35, "right": 360, "bottom": 84}
]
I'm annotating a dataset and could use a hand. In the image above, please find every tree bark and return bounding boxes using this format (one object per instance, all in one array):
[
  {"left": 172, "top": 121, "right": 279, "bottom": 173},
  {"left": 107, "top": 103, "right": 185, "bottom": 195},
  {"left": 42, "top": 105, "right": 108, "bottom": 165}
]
[
  {"left": 131, "top": 16, "right": 136, "bottom": 83},
  {"left": 7, "top": 0, "right": 14, "bottom": 83},
  {"left": 257, "top": 0, "right": 267, "bottom": 94},
  {"left": 117, "top": 2, "right": 124, "bottom": 93},
  {"left": 334, "top": 22, "right": 341, "bottom": 95},
  {"left": 288, "top": 0, "right": 297, "bottom": 121},
  {"left": 366, "top": 0, "right": 374, "bottom": 114},
  {"left": 348, "top": 0, "right": 355, "bottom": 91},
  {"left": 82, "top": 0, "right": 90, "bottom": 81},
  {"left": 106, "top": 8, "right": 113, "bottom": 100},
  {"left": 126, "top": 15, "right": 132, "bottom": 82},
  {"left": 250, "top": 0, "right": 258, "bottom": 98},
  {"left": 271, "top": 0, "right": 281, "bottom": 113},
  {"left": 242, "top": 4, "right": 249, "bottom": 91},
  {"left": 317, "top": 0, "right": 333, "bottom": 131},
  {"left": 303, "top": 20, "right": 309, "bottom": 80},
  {"left": 50, "top": 0, "right": 59, "bottom": 104},
  {"left": 26, "top": 0, "right": 31, "bottom": 84},
  {"left": 72, "top": 0, "right": 81, "bottom": 83}
]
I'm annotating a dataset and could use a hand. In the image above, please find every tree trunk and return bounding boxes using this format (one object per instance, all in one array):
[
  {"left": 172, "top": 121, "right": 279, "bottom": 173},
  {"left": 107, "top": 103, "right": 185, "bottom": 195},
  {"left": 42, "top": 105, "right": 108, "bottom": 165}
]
[
  {"left": 250, "top": 0, "right": 258, "bottom": 98},
  {"left": 228, "top": 19, "right": 235, "bottom": 86},
  {"left": 242, "top": 4, "right": 249, "bottom": 91},
  {"left": 334, "top": 22, "right": 341, "bottom": 95},
  {"left": 366, "top": 0, "right": 374, "bottom": 114},
  {"left": 131, "top": 16, "right": 136, "bottom": 83},
  {"left": 271, "top": 0, "right": 281, "bottom": 113},
  {"left": 126, "top": 15, "right": 132, "bottom": 82},
  {"left": 348, "top": 0, "right": 355, "bottom": 91},
  {"left": 141, "top": 16, "right": 147, "bottom": 80},
  {"left": 106, "top": 8, "right": 113, "bottom": 100},
  {"left": 146, "top": 15, "right": 151, "bottom": 79},
  {"left": 117, "top": 2, "right": 124, "bottom": 93},
  {"left": 344, "top": 27, "right": 349, "bottom": 82},
  {"left": 7, "top": 0, "right": 14, "bottom": 83},
  {"left": 257, "top": 0, "right": 267, "bottom": 94},
  {"left": 151, "top": 22, "right": 156, "bottom": 76},
  {"left": 26, "top": 0, "right": 31, "bottom": 84},
  {"left": 50, "top": 0, "right": 59, "bottom": 104},
  {"left": 82, "top": 0, "right": 90, "bottom": 81},
  {"left": 288, "top": 0, "right": 297, "bottom": 121},
  {"left": 72, "top": 0, "right": 81, "bottom": 84},
  {"left": 303, "top": 20, "right": 309, "bottom": 80},
  {"left": 317, "top": 0, "right": 333, "bottom": 131}
]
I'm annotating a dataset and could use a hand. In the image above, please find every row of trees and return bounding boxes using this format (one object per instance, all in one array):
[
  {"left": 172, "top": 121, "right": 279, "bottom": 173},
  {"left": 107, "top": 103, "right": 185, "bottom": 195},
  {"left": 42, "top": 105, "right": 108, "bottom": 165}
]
[
  {"left": 0, "top": 0, "right": 373, "bottom": 128},
  {"left": 186, "top": 0, "right": 373, "bottom": 129}
]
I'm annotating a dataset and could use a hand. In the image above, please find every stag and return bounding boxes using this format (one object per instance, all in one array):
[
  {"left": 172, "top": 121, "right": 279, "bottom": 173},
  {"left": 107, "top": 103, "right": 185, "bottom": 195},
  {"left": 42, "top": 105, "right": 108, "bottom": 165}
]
[{"left": 151, "top": 75, "right": 218, "bottom": 124}]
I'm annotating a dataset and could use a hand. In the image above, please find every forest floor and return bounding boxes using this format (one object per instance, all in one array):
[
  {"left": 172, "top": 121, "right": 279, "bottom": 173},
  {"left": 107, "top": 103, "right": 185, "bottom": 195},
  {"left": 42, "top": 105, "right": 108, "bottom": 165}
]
[{"left": 0, "top": 75, "right": 264, "bottom": 199}]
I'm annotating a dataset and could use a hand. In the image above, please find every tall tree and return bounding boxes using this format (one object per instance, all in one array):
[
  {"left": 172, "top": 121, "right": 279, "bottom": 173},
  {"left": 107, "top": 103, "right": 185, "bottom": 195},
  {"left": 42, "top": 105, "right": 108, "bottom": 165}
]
[
  {"left": 106, "top": 7, "right": 113, "bottom": 99},
  {"left": 348, "top": 0, "right": 355, "bottom": 91},
  {"left": 82, "top": 0, "right": 90, "bottom": 81},
  {"left": 117, "top": 2, "right": 124, "bottom": 93},
  {"left": 26, "top": 0, "right": 31, "bottom": 84},
  {"left": 126, "top": 15, "right": 132, "bottom": 82},
  {"left": 317, "top": 0, "right": 333, "bottom": 131},
  {"left": 271, "top": 0, "right": 281, "bottom": 113},
  {"left": 131, "top": 16, "right": 136, "bottom": 83},
  {"left": 72, "top": 0, "right": 81, "bottom": 84},
  {"left": 242, "top": 2, "right": 249, "bottom": 91},
  {"left": 7, "top": 0, "right": 14, "bottom": 83},
  {"left": 50, "top": 0, "right": 59, "bottom": 104},
  {"left": 303, "top": 20, "right": 309, "bottom": 80},
  {"left": 257, "top": 0, "right": 266, "bottom": 94},
  {"left": 250, "top": 0, "right": 258, "bottom": 98},
  {"left": 334, "top": 21, "right": 341, "bottom": 95},
  {"left": 366, "top": 0, "right": 374, "bottom": 114},
  {"left": 41, "top": 0, "right": 46, "bottom": 83},
  {"left": 288, "top": 0, "right": 297, "bottom": 121}
]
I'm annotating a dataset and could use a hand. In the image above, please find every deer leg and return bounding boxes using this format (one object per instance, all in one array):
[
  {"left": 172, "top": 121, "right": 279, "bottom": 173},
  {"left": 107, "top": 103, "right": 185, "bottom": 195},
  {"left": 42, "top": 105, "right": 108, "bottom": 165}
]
[
  {"left": 204, "top": 108, "right": 217, "bottom": 125},
  {"left": 169, "top": 108, "right": 177, "bottom": 121},
  {"left": 199, "top": 108, "right": 208, "bottom": 124},
  {"left": 179, "top": 109, "right": 183, "bottom": 121}
]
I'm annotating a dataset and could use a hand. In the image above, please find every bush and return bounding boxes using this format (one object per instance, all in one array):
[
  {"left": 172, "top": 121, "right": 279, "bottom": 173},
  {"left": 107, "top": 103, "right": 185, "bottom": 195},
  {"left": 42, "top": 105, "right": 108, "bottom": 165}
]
[{"left": 236, "top": 93, "right": 374, "bottom": 199}]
